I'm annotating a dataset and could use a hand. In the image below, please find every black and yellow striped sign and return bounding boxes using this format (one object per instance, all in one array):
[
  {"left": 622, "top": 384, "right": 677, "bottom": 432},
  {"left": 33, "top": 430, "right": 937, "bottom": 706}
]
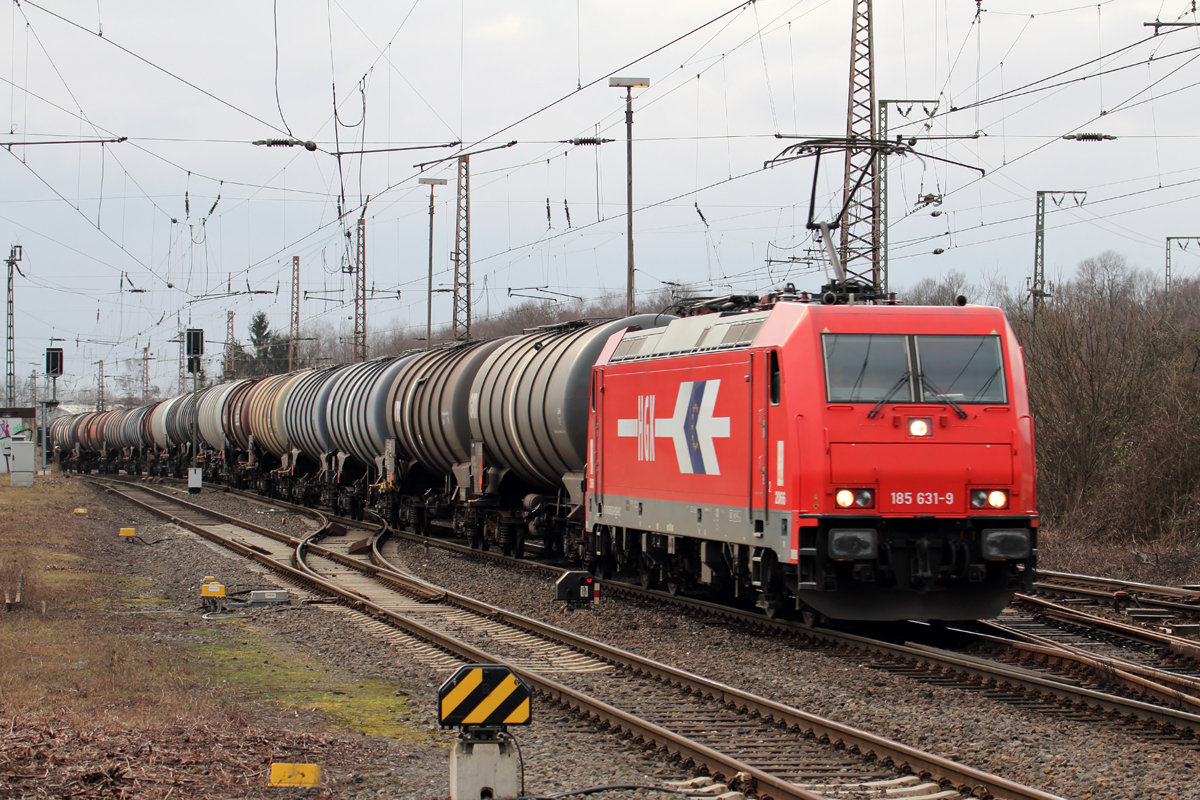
[{"left": 438, "top": 665, "right": 531, "bottom": 728}]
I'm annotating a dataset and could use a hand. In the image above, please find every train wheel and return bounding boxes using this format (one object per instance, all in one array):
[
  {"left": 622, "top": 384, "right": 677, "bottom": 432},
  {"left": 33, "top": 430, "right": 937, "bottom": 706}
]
[
  {"left": 594, "top": 557, "right": 614, "bottom": 580},
  {"left": 801, "top": 608, "right": 821, "bottom": 628},
  {"left": 513, "top": 530, "right": 525, "bottom": 559},
  {"left": 638, "top": 556, "right": 658, "bottom": 590},
  {"left": 665, "top": 578, "right": 683, "bottom": 597}
]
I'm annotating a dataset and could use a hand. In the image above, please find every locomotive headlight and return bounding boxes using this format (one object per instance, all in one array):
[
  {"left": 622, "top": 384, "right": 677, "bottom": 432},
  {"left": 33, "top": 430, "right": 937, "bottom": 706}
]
[
  {"left": 907, "top": 417, "right": 932, "bottom": 437},
  {"left": 970, "top": 489, "right": 1010, "bottom": 509},
  {"left": 835, "top": 488, "right": 874, "bottom": 509},
  {"left": 829, "top": 529, "right": 878, "bottom": 560},
  {"left": 982, "top": 528, "right": 1031, "bottom": 560}
]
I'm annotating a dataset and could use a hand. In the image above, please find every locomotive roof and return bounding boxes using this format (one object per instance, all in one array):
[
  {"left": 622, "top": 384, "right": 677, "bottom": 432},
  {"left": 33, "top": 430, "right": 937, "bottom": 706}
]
[{"left": 606, "top": 302, "right": 1009, "bottom": 364}]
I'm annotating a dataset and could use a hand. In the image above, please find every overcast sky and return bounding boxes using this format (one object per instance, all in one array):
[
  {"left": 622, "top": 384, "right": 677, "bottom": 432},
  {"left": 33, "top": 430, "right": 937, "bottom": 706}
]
[{"left": 2, "top": 0, "right": 1197, "bottom": 398}]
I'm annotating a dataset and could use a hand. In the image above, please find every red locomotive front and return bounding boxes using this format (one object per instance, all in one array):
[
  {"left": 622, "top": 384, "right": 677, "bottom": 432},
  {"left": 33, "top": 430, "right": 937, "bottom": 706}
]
[{"left": 586, "top": 301, "right": 1037, "bottom": 622}]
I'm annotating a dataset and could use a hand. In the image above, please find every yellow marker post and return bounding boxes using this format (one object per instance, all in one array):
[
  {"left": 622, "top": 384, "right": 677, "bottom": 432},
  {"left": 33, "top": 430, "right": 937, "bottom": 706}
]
[
  {"left": 119, "top": 528, "right": 135, "bottom": 538},
  {"left": 73, "top": 508, "right": 87, "bottom": 515},
  {"left": 268, "top": 763, "right": 321, "bottom": 788}
]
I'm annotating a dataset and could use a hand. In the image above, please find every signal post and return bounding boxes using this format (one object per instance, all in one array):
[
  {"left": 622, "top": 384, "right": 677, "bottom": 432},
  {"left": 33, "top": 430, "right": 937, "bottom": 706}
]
[{"left": 438, "top": 664, "right": 531, "bottom": 800}]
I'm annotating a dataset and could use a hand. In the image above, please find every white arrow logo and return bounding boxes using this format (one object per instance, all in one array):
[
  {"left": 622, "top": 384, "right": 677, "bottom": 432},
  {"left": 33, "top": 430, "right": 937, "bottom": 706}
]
[{"left": 617, "top": 380, "right": 731, "bottom": 475}]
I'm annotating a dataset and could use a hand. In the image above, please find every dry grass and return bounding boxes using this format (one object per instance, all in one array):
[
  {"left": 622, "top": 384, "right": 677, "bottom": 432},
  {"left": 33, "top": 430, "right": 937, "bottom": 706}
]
[
  {"left": 0, "top": 471, "right": 434, "bottom": 798},
  {"left": 1038, "top": 523, "right": 1200, "bottom": 585}
]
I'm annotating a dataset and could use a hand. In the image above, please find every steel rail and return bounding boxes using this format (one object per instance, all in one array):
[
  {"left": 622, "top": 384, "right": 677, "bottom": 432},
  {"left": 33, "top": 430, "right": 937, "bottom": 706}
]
[
  {"left": 162, "top": 477, "right": 1200, "bottom": 736},
  {"left": 361, "top": 533, "right": 1065, "bottom": 800},
  {"left": 82, "top": 480, "right": 846, "bottom": 799},
  {"left": 91, "top": 477, "right": 1063, "bottom": 800},
  {"left": 976, "top": 620, "right": 1200, "bottom": 713},
  {"left": 1037, "top": 570, "right": 1200, "bottom": 601},
  {"left": 1015, "top": 594, "right": 1200, "bottom": 660}
]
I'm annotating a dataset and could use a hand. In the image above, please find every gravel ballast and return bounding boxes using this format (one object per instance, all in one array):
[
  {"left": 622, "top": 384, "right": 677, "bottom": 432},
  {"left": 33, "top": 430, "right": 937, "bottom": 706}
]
[
  {"left": 83, "top": 480, "right": 694, "bottom": 800},
  {"left": 121, "top": 482, "right": 1200, "bottom": 799}
]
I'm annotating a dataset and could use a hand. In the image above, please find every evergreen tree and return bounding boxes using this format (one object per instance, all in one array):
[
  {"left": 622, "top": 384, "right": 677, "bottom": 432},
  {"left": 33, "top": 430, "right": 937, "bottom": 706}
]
[{"left": 247, "top": 311, "right": 289, "bottom": 375}]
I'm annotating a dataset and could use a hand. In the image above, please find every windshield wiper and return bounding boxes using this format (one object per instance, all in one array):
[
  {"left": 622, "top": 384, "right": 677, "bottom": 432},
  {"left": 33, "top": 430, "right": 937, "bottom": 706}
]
[
  {"left": 867, "top": 371, "right": 911, "bottom": 418},
  {"left": 919, "top": 372, "right": 968, "bottom": 419}
]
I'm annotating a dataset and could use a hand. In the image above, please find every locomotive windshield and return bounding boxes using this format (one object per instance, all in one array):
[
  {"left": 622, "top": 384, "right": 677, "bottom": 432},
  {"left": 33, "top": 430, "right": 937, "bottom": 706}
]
[{"left": 824, "top": 334, "right": 1006, "bottom": 404}]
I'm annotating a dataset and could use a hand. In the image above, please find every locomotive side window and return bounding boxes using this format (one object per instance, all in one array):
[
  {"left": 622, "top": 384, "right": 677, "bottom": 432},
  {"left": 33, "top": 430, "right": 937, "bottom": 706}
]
[
  {"left": 769, "top": 350, "right": 781, "bottom": 405},
  {"left": 823, "top": 334, "right": 911, "bottom": 403},
  {"left": 914, "top": 335, "right": 1007, "bottom": 404}
]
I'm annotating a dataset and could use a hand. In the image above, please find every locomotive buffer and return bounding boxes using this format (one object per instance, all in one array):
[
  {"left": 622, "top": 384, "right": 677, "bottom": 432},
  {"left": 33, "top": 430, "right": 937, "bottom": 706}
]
[{"left": 438, "top": 664, "right": 531, "bottom": 800}]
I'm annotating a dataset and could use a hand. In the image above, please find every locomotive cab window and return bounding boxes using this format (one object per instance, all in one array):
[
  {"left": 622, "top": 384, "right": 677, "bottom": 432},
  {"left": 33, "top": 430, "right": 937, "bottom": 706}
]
[
  {"left": 914, "top": 335, "right": 1006, "bottom": 404},
  {"left": 823, "top": 334, "right": 911, "bottom": 403},
  {"left": 823, "top": 333, "right": 1007, "bottom": 405}
]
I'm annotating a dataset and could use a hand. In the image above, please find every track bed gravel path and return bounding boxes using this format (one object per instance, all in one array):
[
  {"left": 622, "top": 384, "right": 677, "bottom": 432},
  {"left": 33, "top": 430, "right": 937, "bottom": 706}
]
[
  {"left": 135, "top": 483, "right": 1200, "bottom": 799},
  {"left": 77, "top": 480, "right": 691, "bottom": 800}
]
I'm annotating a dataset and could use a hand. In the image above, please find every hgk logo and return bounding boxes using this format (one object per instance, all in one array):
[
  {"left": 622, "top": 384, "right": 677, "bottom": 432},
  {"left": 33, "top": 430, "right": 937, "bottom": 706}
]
[{"left": 617, "top": 381, "right": 730, "bottom": 475}]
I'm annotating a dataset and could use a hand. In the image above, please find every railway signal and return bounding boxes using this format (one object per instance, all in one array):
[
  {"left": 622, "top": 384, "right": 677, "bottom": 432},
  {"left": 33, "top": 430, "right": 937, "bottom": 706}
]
[
  {"left": 556, "top": 571, "right": 597, "bottom": 610},
  {"left": 186, "top": 328, "right": 203, "bottom": 492},
  {"left": 438, "top": 664, "right": 529, "bottom": 800}
]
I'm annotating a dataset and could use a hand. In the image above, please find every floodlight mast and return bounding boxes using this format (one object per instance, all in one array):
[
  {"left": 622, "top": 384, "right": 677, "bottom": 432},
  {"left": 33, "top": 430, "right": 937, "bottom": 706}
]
[
  {"left": 610, "top": 77, "right": 649, "bottom": 316},
  {"left": 419, "top": 177, "right": 448, "bottom": 350}
]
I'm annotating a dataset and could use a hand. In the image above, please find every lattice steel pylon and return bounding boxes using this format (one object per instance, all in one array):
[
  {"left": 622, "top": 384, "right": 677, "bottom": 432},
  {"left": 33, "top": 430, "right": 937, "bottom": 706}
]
[
  {"left": 224, "top": 310, "right": 236, "bottom": 379},
  {"left": 839, "top": 0, "right": 880, "bottom": 288},
  {"left": 141, "top": 347, "right": 150, "bottom": 403},
  {"left": 177, "top": 323, "right": 186, "bottom": 397},
  {"left": 354, "top": 217, "right": 367, "bottom": 362},
  {"left": 290, "top": 255, "right": 300, "bottom": 371},
  {"left": 96, "top": 360, "right": 105, "bottom": 412},
  {"left": 452, "top": 155, "right": 471, "bottom": 342},
  {"left": 5, "top": 245, "right": 21, "bottom": 408},
  {"left": 1031, "top": 190, "right": 1085, "bottom": 325}
]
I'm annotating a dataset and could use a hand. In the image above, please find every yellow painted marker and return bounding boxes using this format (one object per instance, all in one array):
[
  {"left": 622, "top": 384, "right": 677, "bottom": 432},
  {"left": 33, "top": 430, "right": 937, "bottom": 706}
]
[
  {"left": 73, "top": 508, "right": 87, "bottom": 515},
  {"left": 268, "top": 763, "right": 321, "bottom": 787},
  {"left": 119, "top": 528, "right": 135, "bottom": 538}
]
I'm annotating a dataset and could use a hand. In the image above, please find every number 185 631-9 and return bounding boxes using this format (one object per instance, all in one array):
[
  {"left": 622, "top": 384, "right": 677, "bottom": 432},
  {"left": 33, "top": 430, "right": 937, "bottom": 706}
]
[{"left": 890, "top": 491, "right": 953, "bottom": 506}]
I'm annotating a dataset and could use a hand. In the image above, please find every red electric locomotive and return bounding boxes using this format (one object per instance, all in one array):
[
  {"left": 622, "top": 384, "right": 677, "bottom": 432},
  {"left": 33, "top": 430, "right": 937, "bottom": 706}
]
[{"left": 585, "top": 298, "right": 1036, "bottom": 622}]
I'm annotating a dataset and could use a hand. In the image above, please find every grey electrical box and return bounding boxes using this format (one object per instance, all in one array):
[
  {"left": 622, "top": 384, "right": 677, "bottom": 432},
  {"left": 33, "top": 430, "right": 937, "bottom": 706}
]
[
  {"left": 10, "top": 441, "right": 34, "bottom": 487},
  {"left": 247, "top": 590, "right": 289, "bottom": 606}
]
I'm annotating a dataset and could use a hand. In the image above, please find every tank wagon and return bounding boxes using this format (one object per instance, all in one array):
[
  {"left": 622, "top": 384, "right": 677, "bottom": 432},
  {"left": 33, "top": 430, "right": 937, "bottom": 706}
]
[{"left": 54, "top": 300, "right": 1037, "bottom": 622}]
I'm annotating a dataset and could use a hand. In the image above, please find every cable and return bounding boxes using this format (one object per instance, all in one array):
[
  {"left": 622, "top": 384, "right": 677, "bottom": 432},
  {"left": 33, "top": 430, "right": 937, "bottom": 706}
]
[
  {"left": 6, "top": 150, "right": 178, "bottom": 291},
  {"left": 20, "top": 0, "right": 290, "bottom": 136},
  {"left": 273, "top": 0, "right": 294, "bottom": 137},
  {"left": 516, "top": 784, "right": 715, "bottom": 799},
  {"left": 502, "top": 731, "right": 525, "bottom": 798}
]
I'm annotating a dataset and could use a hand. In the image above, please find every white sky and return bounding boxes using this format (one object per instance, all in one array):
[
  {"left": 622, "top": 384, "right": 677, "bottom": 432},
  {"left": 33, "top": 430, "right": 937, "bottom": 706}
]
[{"left": 2, "top": 0, "right": 1198, "bottom": 398}]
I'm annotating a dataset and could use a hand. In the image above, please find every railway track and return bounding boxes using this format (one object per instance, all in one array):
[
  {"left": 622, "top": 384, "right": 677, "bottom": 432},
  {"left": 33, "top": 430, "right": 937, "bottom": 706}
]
[
  {"left": 1034, "top": 569, "right": 1200, "bottom": 625},
  {"left": 129, "top": 477, "right": 1200, "bottom": 747},
  {"left": 88, "top": 477, "right": 1063, "bottom": 800}
]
